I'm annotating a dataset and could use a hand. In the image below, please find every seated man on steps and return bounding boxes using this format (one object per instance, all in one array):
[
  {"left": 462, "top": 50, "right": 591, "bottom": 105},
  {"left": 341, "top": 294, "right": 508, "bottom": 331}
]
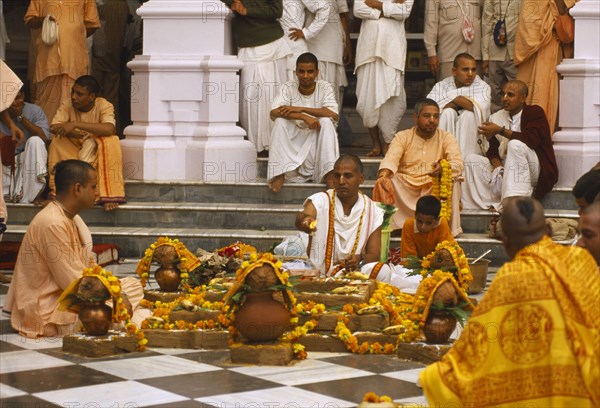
[
  {"left": 462, "top": 80, "right": 558, "bottom": 210},
  {"left": 268, "top": 52, "right": 339, "bottom": 193},
  {"left": 49, "top": 75, "right": 126, "bottom": 211},
  {"left": 375, "top": 98, "right": 464, "bottom": 236},
  {"left": 0, "top": 88, "right": 50, "bottom": 204},
  {"left": 427, "top": 53, "right": 491, "bottom": 159},
  {"left": 3, "top": 160, "right": 145, "bottom": 338}
]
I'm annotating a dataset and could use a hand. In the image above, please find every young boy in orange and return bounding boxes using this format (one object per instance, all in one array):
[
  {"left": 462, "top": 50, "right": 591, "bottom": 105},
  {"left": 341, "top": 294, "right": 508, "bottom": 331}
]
[{"left": 400, "top": 195, "right": 454, "bottom": 260}]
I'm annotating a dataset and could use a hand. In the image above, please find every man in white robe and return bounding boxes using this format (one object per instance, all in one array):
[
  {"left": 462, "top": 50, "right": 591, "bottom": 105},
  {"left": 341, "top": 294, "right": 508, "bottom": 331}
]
[
  {"left": 305, "top": 0, "right": 351, "bottom": 106},
  {"left": 1, "top": 89, "right": 49, "bottom": 203},
  {"left": 280, "top": 0, "right": 328, "bottom": 80},
  {"left": 354, "top": 0, "right": 413, "bottom": 157},
  {"left": 427, "top": 53, "right": 491, "bottom": 160},
  {"left": 463, "top": 80, "right": 558, "bottom": 210},
  {"left": 296, "top": 154, "right": 421, "bottom": 289},
  {"left": 267, "top": 52, "right": 339, "bottom": 193}
]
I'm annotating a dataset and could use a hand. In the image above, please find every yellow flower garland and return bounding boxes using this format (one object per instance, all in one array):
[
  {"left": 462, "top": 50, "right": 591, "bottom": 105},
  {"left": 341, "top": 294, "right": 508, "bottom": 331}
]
[
  {"left": 135, "top": 237, "right": 200, "bottom": 289},
  {"left": 58, "top": 265, "right": 147, "bottom": 351},
  {"left": 431, "top": 159, "right": 452, "bottom": 221}
]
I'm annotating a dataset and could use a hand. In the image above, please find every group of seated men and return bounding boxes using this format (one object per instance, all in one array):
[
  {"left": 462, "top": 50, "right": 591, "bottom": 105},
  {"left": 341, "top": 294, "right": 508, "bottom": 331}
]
[
  {"left": 269, "top": 51, "right": 557, "bottom": 245},
  {"left": 1, "top": 60, "right": 125, "bottom": 211}
]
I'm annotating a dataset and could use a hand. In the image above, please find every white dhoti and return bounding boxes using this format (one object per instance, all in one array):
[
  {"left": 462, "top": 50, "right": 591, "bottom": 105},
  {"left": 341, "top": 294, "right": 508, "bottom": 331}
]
[
  {"left": 439, "top": 109, "right": 484, "bottom": 159},
  {"left": 361, "top": 262, "right": 421, "bottom": 290},
  {"left": 3, "top": 136, "right": 47, "bottom": 203},
  {"left": 238, "top": 37, "right": 291, "bottom": 152},
  {"left": 502, "top": 139, "right": 540, "bottom": 199},
  {"left": 389, "top": 174, "right": 462, "bottom": 236},
  {"left": 356, "top": 59, "right": 406, "bottom": 143},
  {"left": 267, "top": 117, "right": 339, "bottom": 184},
  {"left": 462, "top": 153, "right": 501, "bottom": 210},
  {"left": 463, "top": 139, "right": 539, "bottom": 210}
]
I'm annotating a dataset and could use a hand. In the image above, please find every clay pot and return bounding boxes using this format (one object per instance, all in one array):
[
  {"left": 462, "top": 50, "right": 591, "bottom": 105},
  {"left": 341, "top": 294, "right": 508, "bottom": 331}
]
[
  {"left": 78, "top": 300, "right": 112, "bottom": 336},
  {"left": 423, "top": 310, "right": 457, "bottom": 344},
  {"left": 155, "top": 265, "right": 181, "bottom": 292},
  {"left": 244, "top": 264, "right": 279, "bottom": 292},
  {"left": 431, "top": 281, "right": 458, "bottom": 307},
  {"left": 235, "top": 291, "right": 290, "bottom": 342},
  {"left": 467, "top": 258, "right": 490, "bottom": 294}
]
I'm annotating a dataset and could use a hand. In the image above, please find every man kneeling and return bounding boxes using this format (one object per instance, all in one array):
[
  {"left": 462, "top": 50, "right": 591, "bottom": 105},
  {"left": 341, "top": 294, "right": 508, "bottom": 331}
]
[{"left": 268, "top": 52, "right": 340, "bottom": 193}]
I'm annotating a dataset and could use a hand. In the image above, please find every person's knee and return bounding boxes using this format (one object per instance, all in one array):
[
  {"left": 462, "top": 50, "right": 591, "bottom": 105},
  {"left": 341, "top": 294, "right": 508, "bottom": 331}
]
[
  {"left": 25, "top": 136, "right": 46, "bottom": 150},
  {"left": 506, "top": 139, "right": 528, "bottom": 155},
  {"left": 440, "top": 108, "right": 458, "bottom": 121}
]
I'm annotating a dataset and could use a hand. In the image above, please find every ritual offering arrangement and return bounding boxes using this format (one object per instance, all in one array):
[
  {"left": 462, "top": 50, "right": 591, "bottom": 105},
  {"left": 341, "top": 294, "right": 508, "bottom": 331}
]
[
  {"left": 137, "top": 239, "right": 474, "bottom": 365},
  {"left": 58, "top": 265, "right": 146, "bottom": 357}
]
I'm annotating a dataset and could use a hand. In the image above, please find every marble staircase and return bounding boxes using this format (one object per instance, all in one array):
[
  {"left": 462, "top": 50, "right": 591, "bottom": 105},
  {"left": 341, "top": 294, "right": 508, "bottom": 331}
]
[{"left": 3, "top": 155, "right": 578, "bottom": 267}]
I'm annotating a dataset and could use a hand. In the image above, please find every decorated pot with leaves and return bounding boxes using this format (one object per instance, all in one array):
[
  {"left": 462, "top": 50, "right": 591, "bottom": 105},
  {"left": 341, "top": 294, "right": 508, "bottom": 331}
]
[{"left": 423, "top": 309, "right": 457, "bottom": 344}]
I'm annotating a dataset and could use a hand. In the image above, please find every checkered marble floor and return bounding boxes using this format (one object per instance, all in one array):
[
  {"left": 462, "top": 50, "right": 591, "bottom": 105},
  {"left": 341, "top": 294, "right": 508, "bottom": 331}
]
[{"left": 0, "top": 280, "right": 428, "bottom": 408}]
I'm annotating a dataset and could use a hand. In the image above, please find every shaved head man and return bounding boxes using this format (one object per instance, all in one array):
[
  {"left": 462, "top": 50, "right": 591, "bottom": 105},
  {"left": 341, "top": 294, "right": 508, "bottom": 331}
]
[
  {"left": 500, "top": 196, "right": 550, "bottom": 259},
  {"left": 421, "top": 195, "right": 599, "bottom": 407}
]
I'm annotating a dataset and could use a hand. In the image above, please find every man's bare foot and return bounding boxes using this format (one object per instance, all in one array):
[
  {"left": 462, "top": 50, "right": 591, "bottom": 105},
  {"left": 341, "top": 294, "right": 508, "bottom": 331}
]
[
  {"left": 268, "top": 175, "right": 285, "bottom": 193},
  {"left": 367, "top": 147, "right": 382, "bottom": 157},
  {"left": 103, "top": 202, "right": 119, "bottom": 211},
  {"left": 0, "top": 273, "right": 12, "bottom": 284}
]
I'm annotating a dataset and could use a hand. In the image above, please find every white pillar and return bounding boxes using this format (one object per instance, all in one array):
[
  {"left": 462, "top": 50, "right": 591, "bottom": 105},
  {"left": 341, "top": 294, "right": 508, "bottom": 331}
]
[
  {"left": 554, "top": 0, "right": 600, "bottom": 188},
  {"left": 122, "top": 0, "right": 257, "bottom": 182}
]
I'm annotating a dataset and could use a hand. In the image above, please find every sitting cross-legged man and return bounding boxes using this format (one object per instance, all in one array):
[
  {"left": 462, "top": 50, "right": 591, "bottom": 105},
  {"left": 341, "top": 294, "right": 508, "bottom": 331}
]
[
  {"left": 267, "top": 52, "right": 340, "bottom": 193},
  {"left": 49, "top": 75, "right": 126, "bottom": 211}
]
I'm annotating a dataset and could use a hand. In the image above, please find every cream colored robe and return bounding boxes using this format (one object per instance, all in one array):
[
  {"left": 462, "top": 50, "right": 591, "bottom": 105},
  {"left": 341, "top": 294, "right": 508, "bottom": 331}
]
[
  {"left": 25, "top": 0, "right": 100, "bottom": 122},
  {"left": 514, "top": 0, "right": 577, "bottom": 134},
  {"left": 379, "top": 127, "right": 464, "bottom": 235}
]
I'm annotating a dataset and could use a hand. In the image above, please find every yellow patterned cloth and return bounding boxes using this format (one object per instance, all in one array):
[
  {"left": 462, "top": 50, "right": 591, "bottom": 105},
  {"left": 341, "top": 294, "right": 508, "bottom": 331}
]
[{"left": 420, "top": 236, "right": 599, "bottom": 407}]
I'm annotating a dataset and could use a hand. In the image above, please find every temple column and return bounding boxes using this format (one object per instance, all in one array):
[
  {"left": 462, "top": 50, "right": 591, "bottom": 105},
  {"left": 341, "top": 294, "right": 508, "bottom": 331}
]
[
  {"left": 122, "top": 0, "right": 257, "bottom": 182},
  {"left": 554, "top": 0, "right": 600, "bottom": 188}
]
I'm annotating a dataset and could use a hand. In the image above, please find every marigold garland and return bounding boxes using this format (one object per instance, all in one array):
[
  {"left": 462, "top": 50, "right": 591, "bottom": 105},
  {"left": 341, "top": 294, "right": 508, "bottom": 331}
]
[
  {"left": 57, "top": 265, "right": 147, "bottom": 351},
  {"left": 216, "top": 241, "right": 257, "bottom": 259},
  {"left": 135, "top": 237, "right": 200, "bottom": 289},
  {"left": 431, "top": 159, "right": 453, "bottom": 221}
]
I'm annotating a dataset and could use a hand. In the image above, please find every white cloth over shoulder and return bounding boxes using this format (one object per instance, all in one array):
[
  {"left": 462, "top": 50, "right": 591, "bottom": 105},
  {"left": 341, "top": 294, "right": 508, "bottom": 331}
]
[
  {"left": 307, "top": 190, "right": 383, "bottom": 275},
  {"left": 427, "top": 75, "right": 491, "bottom": 157}
]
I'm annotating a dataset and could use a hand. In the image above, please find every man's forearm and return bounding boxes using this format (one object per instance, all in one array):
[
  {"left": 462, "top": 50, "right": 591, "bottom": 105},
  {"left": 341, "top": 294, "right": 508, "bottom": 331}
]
[{"left": 70, "top": 121, "right": 115, "bottom": 136}]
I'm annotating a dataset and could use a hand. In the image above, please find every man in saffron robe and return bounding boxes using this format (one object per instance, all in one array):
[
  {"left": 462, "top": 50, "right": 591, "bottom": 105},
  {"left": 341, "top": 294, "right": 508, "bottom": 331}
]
[
  {"left": 514, "top": 0, "right": 578, "bottom": 133},
  {"left": 25, "top": 0, "right": 100, "bottom": 122},
  {"left": 3, "top": 160, "right": 144, "bottom": 338},
  {"left": 420, "top": 196, "right": 599, "bottom": 407},
  {"left": 375, "top": 98, "right": 464, "bottom": 236},
  {"left": 49, "top": 75, "right": 126, "bottom": 211}
]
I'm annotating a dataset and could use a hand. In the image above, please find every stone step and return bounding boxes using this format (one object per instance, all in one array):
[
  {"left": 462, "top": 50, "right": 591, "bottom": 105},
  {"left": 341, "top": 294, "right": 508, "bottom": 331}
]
[
  {"left": 2, "top": 223, "right": 573, "bottom": 267},
  {"left": 1, "top": 225, "right": 512, "bottom": 265},
  {"left": 6, "top": 202, "right": 578, "bottom": 234},
  {"left": 122, "top": 179, "right": 578, "bottom": 210}
]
